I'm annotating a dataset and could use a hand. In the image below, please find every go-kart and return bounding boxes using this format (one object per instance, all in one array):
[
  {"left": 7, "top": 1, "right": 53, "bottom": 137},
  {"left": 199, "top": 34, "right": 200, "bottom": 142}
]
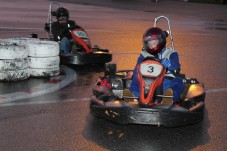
[
  {"left": 44, "top": 1, "right": 112, "bottom": 65},
  {"left": 90, "top": 16, "right": 206, "bottom": 127}
]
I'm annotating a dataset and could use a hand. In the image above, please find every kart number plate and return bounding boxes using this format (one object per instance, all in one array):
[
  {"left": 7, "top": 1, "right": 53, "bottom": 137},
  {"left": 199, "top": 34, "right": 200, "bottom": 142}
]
[
  {"left": 73, "top": 31, "right": 88, "bottom": 38},
  {"left": 140, "top": 63, "right": 163, "bottom": 77}
]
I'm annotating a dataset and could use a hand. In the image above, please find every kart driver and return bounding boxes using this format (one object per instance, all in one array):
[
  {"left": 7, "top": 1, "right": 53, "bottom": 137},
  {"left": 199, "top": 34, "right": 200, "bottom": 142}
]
[
  {"left": 129, "top": 27, "right": 184, "bottom": 104},
  {"left": 51, "top": 7, "right": 80, "bottom": 54}
]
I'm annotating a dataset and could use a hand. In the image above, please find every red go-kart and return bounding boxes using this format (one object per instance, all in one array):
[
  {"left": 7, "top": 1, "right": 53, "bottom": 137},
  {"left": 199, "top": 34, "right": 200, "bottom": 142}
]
[
  {"left": 90, "top": 16, "right": 205, "bottom": 127},
  {"left": 44, "top": 1, "right": 112, "bottom": 65}
]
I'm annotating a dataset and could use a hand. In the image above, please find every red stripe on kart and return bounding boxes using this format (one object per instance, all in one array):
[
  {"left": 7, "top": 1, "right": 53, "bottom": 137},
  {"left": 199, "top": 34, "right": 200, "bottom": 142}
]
[
  {"left": 137, "top": 60, "right": 166, "bottom": 105},
  {"left": 70, "top": 30, "right": 93, "bottom": 53}
]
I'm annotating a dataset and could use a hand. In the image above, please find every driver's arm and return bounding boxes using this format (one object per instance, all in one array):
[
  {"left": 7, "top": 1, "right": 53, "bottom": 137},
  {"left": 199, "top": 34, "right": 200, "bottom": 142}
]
[{"left": 168, "top": 52, "right": 181, "bottom": 76}]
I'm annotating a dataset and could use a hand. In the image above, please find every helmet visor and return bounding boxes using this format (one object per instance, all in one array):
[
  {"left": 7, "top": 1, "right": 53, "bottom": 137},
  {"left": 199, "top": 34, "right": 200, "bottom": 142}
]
[
  {"left": 147, "top": 39, "right": 159, "bottom": 49},
  {"left": 145, "top": 35, "right": 164, "bottom": 49},
  {"left": 58, "top": 16, "right": 68, "bottom": 21}
]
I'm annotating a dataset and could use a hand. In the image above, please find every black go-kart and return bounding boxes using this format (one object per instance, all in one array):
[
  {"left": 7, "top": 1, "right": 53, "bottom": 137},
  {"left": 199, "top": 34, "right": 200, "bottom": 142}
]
[
  {"left": 43, "top": 1, "right": 112, "bottom": 65},
  {"left": 90, "top": 16, "right": 205, "bottom": 127}
]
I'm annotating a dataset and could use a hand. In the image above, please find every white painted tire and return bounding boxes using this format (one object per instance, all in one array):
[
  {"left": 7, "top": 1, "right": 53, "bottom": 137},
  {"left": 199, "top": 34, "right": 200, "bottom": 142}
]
[
  {"left": 27, "top": 40, "right": 60, "bottom": 57},
  {"left": 0, "top": 58, "right": 29, "bottom": 70},
  {"left": 29, "top": 56, "right": 60, "bottom": 69},
  {"left": 4, "top": 37, "right": 40, "bottom": 44},
  {"left": 0, "top": 68, "right": 30, "bottom": 81},
  {"left": 0, "top": 41, "right": 28, "bottom": 59},
  {"left": 30, "top": 67, "right": 60, "bottom": 77}
]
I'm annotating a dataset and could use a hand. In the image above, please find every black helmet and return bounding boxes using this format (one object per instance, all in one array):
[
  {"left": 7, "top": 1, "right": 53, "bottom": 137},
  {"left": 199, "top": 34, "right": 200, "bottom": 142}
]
[
  {"left": 143, "top": 27, "right": 167, "bottom": 55},
  {"left": 56, "top": 7, "right": 69, "bottom": 20}
]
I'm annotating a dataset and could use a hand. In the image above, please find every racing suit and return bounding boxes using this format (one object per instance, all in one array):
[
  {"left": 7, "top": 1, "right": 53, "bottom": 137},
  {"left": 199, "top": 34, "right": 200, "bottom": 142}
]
[
  {"left": 129, "top": 47, "right": 184, "bottom": 103},
  {"left": 51, "top": 20, "right": 78, "bottom": 54}
]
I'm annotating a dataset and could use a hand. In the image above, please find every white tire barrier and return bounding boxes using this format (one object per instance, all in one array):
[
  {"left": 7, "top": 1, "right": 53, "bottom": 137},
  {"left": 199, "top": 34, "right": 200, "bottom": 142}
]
[
  {"left": 0, "top": 40, "right": 30, "bottom": 81},
  {"left": 0, "top": 68, "right": 30, "bottom": 81},
  {"left": 27, "top": 40, "right": 60, "bottom": 77},
  {"left": 29, "top": 56, "right": 60, "bottom": 69},
  {"left": 0, "top": 41, "right": 28, "bottom": 59},
  {"left": 0, "top": 38, "right": 60, "bottom": 81},
  {"left": 4, "top": 37, "right": 40, "bottom": 44},
  {"left": 0, "top": 58, "right": 29, "bottom": 70},
  {"left": 27, "top": 41, "right": 60, "bottom": 57},
  {"left": 28, "top": 40, "right": 60, "bottom": 77},
  {"left": 30, "top": 67, "right": 60, "bottom": 77}
]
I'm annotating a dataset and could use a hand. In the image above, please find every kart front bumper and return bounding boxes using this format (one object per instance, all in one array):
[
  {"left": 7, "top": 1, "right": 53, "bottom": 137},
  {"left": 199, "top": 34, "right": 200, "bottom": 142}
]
[{"left": 90, "top": 95, "right": 205, "bottom": 127}]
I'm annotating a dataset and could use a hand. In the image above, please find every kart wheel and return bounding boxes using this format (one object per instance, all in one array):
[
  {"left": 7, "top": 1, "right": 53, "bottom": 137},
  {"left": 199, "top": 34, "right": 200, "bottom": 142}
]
[
  {"left": 0, "top": 41, "right": 28, "bottom": 59},
  {"left": 29, "top": 56, "right": 60, "bottom": 69},
  {"left": 0, "top": 58, "right": 29, "bottom": 70},
  {"left": 27, "top": 40, "right": 59, "bottom": 57},
  {"left": 0, "top": 68, "right": 30, "bottom": 81},
  {"left": 30, "top": 67, "right": 60, "bottom": 77}
]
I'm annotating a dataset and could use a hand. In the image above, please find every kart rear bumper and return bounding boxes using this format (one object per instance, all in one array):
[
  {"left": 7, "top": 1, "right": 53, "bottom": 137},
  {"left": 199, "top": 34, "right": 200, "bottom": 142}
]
[{"left": 60, "top": 52, "right": 112, "bottom": 65}]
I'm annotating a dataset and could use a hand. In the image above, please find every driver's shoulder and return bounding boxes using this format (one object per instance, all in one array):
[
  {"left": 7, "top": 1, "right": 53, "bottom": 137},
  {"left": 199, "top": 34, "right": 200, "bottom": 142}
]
[
  {"left": 165, "top": 47, "right": 177, "bottom": 53},
  {"left": 140, "top": 50, "right": 154, "bottom": 58},
  {"left": 68, "top": 20, "right": 76, "bottom": 25},
  {"left": 160, "top": 48, "right": 178, "bottom": 59},
  {"left": 164, "top": 48, "right": 179, "bottom": 56}
]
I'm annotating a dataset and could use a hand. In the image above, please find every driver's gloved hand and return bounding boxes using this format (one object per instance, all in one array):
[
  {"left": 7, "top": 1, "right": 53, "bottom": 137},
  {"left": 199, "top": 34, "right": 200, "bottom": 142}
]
[{"left": 161, "top": 58, "right": 171, "bottom": 68}]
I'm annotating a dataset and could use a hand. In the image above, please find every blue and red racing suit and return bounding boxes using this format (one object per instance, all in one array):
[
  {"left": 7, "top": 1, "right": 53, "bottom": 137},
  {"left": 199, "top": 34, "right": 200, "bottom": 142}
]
[{"left": 129, "top": 47, "right": 184, "bottom": 103}]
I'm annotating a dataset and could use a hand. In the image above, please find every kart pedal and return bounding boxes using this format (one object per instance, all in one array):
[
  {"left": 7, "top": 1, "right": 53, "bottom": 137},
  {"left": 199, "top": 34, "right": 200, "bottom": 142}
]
[{"left": 161, "top": 88, "right": 173, "bottom": 105}]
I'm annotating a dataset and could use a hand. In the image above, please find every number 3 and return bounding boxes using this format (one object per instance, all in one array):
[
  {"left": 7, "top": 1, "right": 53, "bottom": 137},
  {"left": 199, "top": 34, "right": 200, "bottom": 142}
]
[{"left": 147, "top": 66, "right": 154, "bottom": 73}]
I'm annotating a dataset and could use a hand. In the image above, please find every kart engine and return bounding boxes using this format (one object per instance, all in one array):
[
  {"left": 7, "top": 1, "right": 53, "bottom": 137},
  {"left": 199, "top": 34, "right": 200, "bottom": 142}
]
[{"left": 111, "top": 79, "right": 124, "bottom": 98}]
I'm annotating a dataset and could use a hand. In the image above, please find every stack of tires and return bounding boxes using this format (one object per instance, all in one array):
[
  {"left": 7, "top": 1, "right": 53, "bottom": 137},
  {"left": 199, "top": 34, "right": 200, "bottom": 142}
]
[
  {"left": 0, "top": 38, "right": 60, "bottom": 81},
  {"left": 27, "top": 40, "right": 60, "bottom": 77},
  {"left": 0, "top": 40, "right": 30, "bottom": 81}
]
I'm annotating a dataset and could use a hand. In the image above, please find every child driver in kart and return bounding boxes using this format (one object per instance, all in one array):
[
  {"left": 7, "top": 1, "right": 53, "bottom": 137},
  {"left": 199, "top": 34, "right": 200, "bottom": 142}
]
[
  {"left": 129, "top": 27, "right": 184, "bottom": 104},
  {"left": 51, "top": 7, "right": 81, "bottom": 54}
]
